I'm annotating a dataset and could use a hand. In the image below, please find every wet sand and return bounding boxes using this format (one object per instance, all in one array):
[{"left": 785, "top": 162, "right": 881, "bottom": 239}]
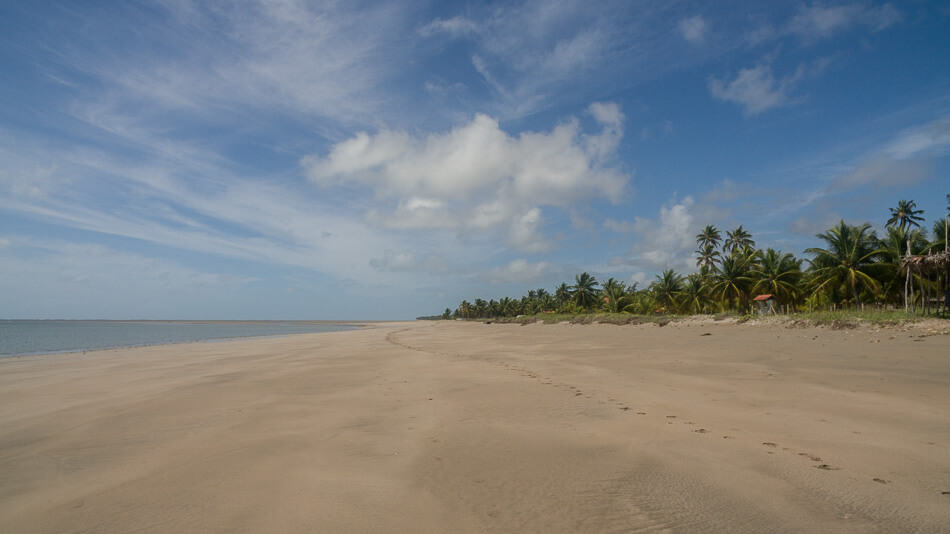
[{"left": 1, "top": 320, "right": 949, "bottom": 533}]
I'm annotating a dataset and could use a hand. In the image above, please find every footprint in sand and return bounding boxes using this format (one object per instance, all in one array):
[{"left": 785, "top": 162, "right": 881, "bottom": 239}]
[
  {"left": 872, "top": 478, "right": 890, "bottom": 484},
  {"left": 815, "top": 464, "right": 840, "bottom": 471},
  {"left": 762, "top": 442, "right": 778, "bottom": 448},
  {"left": 798, "top": 452, "right": 822, "bottom": 462},
  {"left": 694, "top": 428, "right": 709, "bottom": 433},
  {"left": 636, "top": 412, "right": 647, "bottom": 415}
]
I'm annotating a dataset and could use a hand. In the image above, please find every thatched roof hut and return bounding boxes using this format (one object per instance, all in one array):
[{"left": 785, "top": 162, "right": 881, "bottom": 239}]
[
  {"left": 900, "top": 251, "right": 950, "bottom": 313},
  {"left": 901, "top": 251, "right": 950, "bottom": 276}
]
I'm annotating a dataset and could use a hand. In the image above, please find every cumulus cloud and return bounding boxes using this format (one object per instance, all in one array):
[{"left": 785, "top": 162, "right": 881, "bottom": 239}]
[
  {"left": 627, "top": 197, "right": 698, "bottom": 273},
  {"left": 678, "top": 15, "right": 707, "bottom": 44},
  {"left": 509, "top": 208, "right": 551, "bottom": 253},
  {"left": 304, "top": 104, "right": 628, "bottom": 252},
  {"left": 708, "top": 64, "right": 801, "bottom": 115}
]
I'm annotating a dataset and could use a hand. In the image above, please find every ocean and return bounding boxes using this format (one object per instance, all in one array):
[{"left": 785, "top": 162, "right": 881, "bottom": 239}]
[{"left": 0, "top": 320, "right": 360, "bottom": 357}]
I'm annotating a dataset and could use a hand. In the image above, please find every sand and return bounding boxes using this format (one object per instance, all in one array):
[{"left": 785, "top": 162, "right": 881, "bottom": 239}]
[{"left": 1, "top": 320, "right": 949, "bottom": 533}]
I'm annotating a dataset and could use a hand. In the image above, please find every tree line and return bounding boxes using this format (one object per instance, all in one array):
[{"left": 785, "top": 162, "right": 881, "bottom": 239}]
[{"left": 440, "top": 197, "right": 950, "bottom": 319}]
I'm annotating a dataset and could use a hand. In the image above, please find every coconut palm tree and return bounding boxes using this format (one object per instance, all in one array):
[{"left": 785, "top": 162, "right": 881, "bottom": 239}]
[
  {"left": 555, "top": 282, "right": 571, "bottom": 307},
  {"left": 805, "top": 221, "right": 882, "bottom": 306},
  {"left": 886, "top": 200, "right": 926, "bottom": 311},
  {"left": 930, "top": 218, "right": 948, "bottom": 253},
  {"left": 724, "top": 225, "right": 755, "bottom": 253},
  {"left": 602, "top": 282, "right": 635, "bottom": 313},
  {"left": 651, "top": 269, "right": 684, "bottom": 312},
  {"left": 678, "top": 273, "right": 710, "bottom": 314},
  {"left": 749, "top": 248, "right": 802, "bottom": 305},
  {"left": 710, "top": 250, "right": 755, "bottom": 311},
  {"left": 886, "top": 200, "right": 925, "bottom": 233},
  {"left": 696, "top": 225, "right": 722, "bottom": 250},
  {"left": 571, "top": 272, "right": 600, "bottom": 310},
  {"left": 695, "top": 243, "right": 721, "bottom": 270}
]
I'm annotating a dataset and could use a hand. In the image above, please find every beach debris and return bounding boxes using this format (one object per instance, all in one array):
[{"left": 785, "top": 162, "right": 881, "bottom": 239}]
[{"left": 814, "top": 464, "right": 840, "bottom": 470}]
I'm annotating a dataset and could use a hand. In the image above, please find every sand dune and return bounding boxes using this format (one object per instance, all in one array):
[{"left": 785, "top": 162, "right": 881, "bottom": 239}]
[{"left": 1, "top": 320, "right": 949, "bottom": 532}]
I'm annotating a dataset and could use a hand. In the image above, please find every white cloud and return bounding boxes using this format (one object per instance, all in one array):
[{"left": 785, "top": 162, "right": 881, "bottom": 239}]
[
  {"left": 628, "top": 197, "right": 698, "bottom": 272},
  {"left": 509, "top": 208, "right": 551, "bottom": 253},
  {"left": 488, "top": 259, "right": 553, "bottom": 284},
  {"left": 884, "top": 116, "right": 950, "bottom": 160},
  {"left": 304, "top": 106, "right": 628, "bottom": 251},
  {"left": 748, "top": 3, "right": 902, "bottom": 47},
  {"left": 709, "top": 64, "right": 801, "bottom": 115},
  {"left": 419, "top": 16, "right": 479, "bottom": 37},
  {"left": 828, "top": 116, "right": 950, "bottom": 192},
  {"left": 678, "top": 15, "right": 707, "bottom": 44},
  {"left": 787, "top": 3, "right": 901, "bottom": 42}
]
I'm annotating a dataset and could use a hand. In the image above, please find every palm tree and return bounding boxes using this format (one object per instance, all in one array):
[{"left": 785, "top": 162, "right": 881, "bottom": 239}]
[
  {"left": 886, "top": 200, "right": 925, "bottom": 233},
  {"left": 678, "top": 273, "right": 710, "bottom": 314},
  {"left": 602, "top": 282, "right": 635, "bottom": 313},
  {"left": 930, "top": 218, "right": 948, "bottom": 253},
  {"left": 750, "top": 248, "right": 802, "bottom": 305},
  {"left": 710, "top": 250, "right": 755, "bottom": 311},
  {"left": 571, "top": 272, "right": 600, "bottom": 310},
  {"left": 555, "top": 283, "right": 571, "bottom": 307},
  {"left": 696, "top": 225, "right": 722, "bottom": 250},
  {"left": 724, "top": 225, "right": 755, "bottom": 254},
  {"left": 695, "top": 243, "right": 721, "bottom": 270},
  {"left": 805, "top": 221, "right": 882, "bottom": 306},
  {"left": 651, "top": 269, "right": 684, "bottom": 312},
  {"left": 885, "top": 200, "right": 926, "bottom": 311}
]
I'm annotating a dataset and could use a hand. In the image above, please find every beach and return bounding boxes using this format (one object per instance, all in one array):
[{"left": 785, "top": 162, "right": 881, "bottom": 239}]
[{"left": 1, "top": 320, "right": 949, "bottom": 533}]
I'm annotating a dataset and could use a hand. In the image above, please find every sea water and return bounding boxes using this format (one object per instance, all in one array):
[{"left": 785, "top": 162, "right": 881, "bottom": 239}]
[{"left": 0, "top": 320, "right": 360, "bottom": 357}]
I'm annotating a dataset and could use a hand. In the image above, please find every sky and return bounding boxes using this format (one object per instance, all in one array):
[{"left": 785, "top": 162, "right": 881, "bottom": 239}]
[{"left": 1, "top": 0, "right": 949, "bottom": 320}]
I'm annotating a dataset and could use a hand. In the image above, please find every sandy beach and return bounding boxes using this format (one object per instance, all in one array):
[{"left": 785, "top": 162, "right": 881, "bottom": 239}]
[{"left": 1, "top": 320, "right": 949, "bottom": 533}]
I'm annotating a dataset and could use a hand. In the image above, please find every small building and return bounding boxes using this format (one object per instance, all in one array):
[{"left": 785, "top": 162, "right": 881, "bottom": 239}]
[{"left": 753, "top": 294, "right": 776, "bottom": 315}]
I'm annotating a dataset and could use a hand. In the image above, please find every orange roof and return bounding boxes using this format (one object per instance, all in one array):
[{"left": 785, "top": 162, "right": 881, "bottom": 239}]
[{"left": 753, "top": 294, "right": 774, "bottom": 301}]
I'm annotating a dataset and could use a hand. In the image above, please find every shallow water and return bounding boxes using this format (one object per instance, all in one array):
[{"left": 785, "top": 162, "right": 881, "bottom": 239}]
[{"left": 0, "top": 320, "right": 359, "bottom": 356}]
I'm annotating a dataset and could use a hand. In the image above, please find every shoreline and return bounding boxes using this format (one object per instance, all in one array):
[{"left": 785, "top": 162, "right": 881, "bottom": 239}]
[
  {"left": 2, "top": 321, "right": 948, "bottom": 532},
  {"left": 0, "top": 320, "right": 383, "bottom": 359}
]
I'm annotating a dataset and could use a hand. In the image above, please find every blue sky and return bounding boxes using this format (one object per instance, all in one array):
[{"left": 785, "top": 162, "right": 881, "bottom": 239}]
[{"left": 1, "top": 0, "right": 949, "bottom": 319}]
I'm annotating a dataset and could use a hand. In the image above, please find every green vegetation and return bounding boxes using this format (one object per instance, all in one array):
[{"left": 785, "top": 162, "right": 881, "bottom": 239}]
[{"left": 439, "top": 196, "right": 950, "bottom": 321}]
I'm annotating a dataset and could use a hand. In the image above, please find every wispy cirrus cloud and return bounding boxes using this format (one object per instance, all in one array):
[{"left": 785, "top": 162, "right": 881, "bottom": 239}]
[{"left": 748, "top": 2, "right": 902, "bottom": 45}]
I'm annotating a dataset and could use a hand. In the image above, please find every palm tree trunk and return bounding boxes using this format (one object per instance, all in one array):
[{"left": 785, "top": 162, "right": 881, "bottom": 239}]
[{"left": 904, "top": 238, "right": 911, "bottom": 312}]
